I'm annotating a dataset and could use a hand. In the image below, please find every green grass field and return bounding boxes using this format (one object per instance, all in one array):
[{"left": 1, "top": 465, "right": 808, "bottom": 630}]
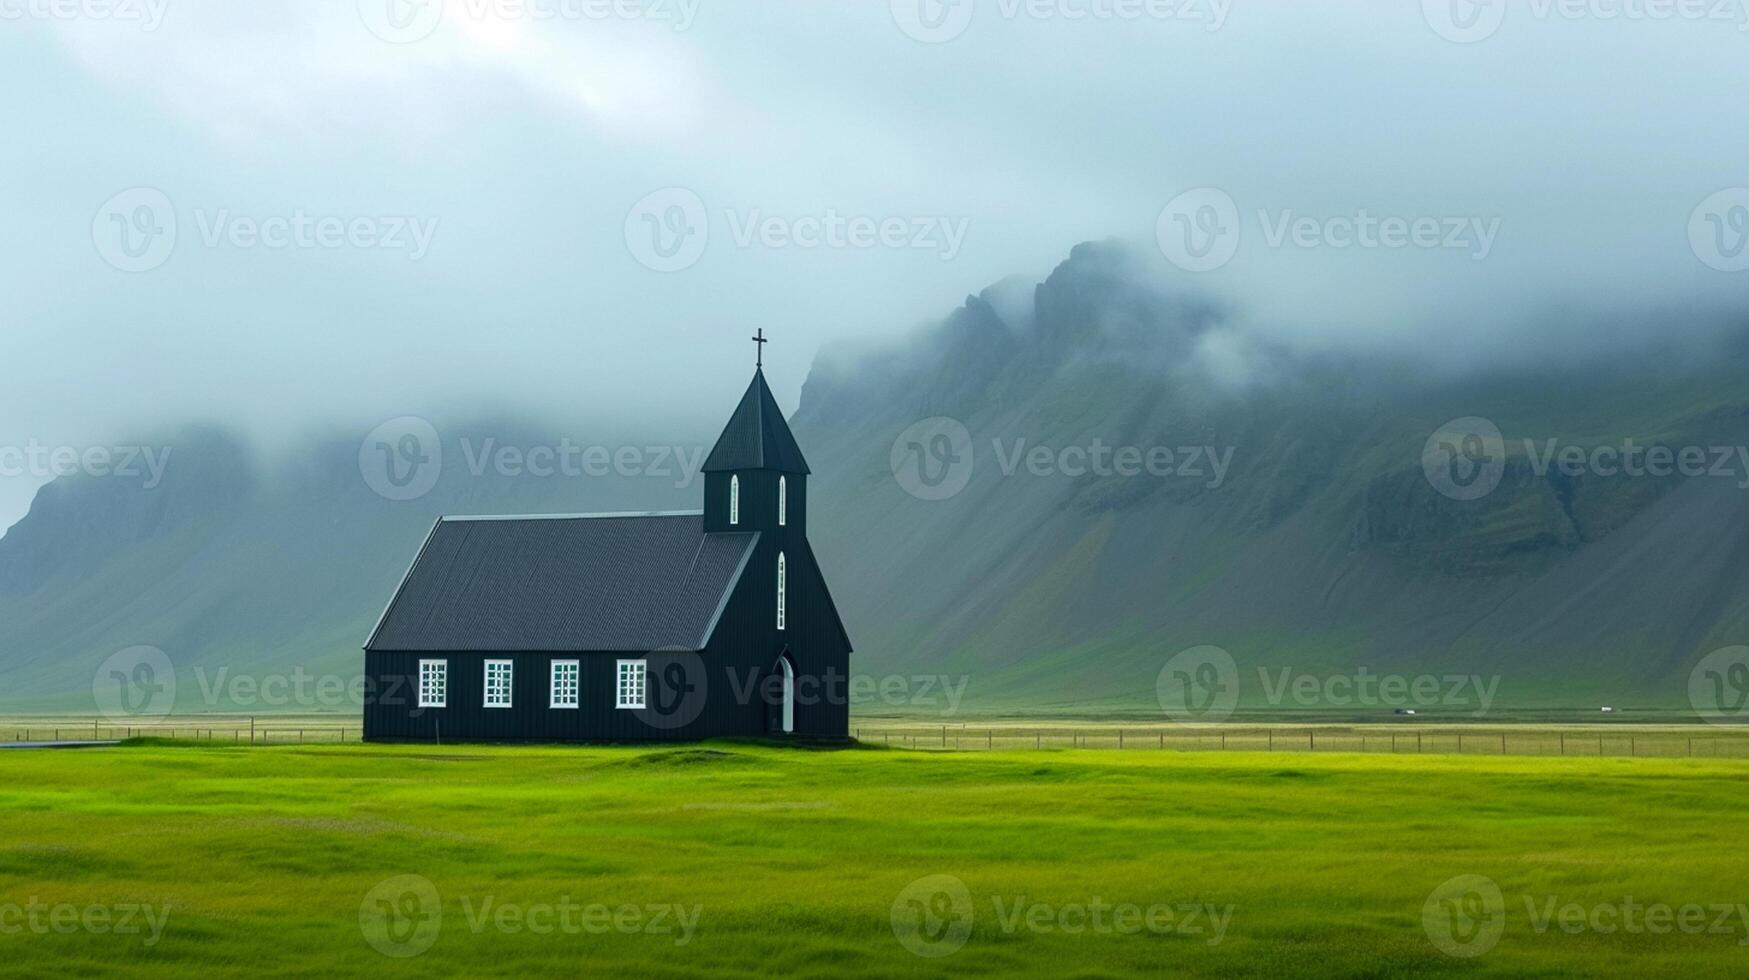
[{"left": 2, "top": 741, "right": 1747, "bottom": 977}]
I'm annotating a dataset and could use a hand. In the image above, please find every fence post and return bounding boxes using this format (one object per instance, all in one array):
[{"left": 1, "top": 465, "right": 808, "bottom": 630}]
[
  {"left": 1268, "top": 730, "right": 1274, "bottom": 751},
  {"left": 1501, "top": 733, "right": 1506, "bottom": 755},
  {"left": 1119, "top": 729, "right": 1124, "bottom": 749},
  {"left": 1560, "top": 733, "right": 1565, "bottom": 755}
]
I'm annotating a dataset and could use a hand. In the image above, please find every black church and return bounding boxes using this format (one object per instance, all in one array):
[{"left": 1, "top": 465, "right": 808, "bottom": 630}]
[{"left": 361, "top": 346, "right": 852, "bottom": 742}]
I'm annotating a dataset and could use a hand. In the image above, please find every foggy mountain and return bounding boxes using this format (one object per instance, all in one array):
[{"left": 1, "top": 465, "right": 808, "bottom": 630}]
[{"left": 5, "top": 241, "right": 1749, "bottom": 713}]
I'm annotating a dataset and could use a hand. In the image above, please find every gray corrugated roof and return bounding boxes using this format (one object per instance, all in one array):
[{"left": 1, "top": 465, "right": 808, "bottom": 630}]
[
  {"left": 701, "top": 369, "right": 811, "bottom": 474},
  {"left": 365, "top": 513, "right": 758, "bottom": 652}
]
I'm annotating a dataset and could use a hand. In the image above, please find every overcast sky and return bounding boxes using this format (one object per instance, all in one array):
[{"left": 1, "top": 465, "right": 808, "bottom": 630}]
[{"left": 3, "top": 0, "right": 1748, "bottom": 531}]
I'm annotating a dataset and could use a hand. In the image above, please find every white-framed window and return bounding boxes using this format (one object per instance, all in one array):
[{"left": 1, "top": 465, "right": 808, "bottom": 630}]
[
  {"left": 729, "top": 475, "right": 740, "bottom": 525},
  {"left": 776, "top": 551, "right": 787, "bottom": 631},
  {"left": 550, "top": 659, "right": 580, "bottom": 709},
  {"left": 484, "top": 659, "right": 513, "bottom": 708},
  {"left": 418, "top": 659, "right": 447, "bottom": 708},
  {"left": 778, "top": 476, "right": 787, "bottom": 527},
  {"left": 616, "top": 659, "right": 647, "bottom": 709}
]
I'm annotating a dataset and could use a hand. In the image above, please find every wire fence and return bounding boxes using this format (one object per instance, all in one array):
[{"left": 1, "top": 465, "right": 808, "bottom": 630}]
[
  {"left": 0, "top": 719, "right": 355, "bottom": 745},
  {"left": 4, "top": 720, "right": 1747, "bottom": 758},
  {"left": 852, "top": 725, "right": 1749, "bottom": 758}
]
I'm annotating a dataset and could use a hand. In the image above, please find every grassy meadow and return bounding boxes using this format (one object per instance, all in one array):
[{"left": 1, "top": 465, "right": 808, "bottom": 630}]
[{"left": 1, "top": 740, "right": 1747, "bottom": 977}]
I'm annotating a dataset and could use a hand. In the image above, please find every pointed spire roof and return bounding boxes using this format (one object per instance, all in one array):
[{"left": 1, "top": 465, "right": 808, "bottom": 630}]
[{"left": 702, "top": 369, "right": 811, "bottom": 474}]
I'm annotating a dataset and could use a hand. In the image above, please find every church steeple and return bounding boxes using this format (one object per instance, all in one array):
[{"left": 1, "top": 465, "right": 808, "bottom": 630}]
[
  {"left": 702, "top": 362, "right": 810, "bottom": 535},
  {"left": 702, "top": 368, "right": 811, "bottom": 476}
]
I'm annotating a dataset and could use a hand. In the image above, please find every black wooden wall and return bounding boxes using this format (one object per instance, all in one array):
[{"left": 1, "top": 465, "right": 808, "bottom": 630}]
[{"left": 362, "top": 542, "right": 849, "bottom": 742}]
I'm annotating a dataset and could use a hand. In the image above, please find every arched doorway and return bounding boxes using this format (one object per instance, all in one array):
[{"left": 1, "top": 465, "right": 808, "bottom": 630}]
[{"left": 780, "top": 655, "right": 795, "bottom": 734}]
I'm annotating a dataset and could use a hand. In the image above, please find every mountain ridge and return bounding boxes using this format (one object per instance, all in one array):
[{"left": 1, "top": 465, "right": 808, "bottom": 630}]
[{"left": 4, "top": 240, "right": 1749, "bottom": 713}]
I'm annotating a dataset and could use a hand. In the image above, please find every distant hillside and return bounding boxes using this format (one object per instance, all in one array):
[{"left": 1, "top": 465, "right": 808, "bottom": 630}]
[
  {"left": 0, "top": 421, "right": 708, "bottom": 712},
  {"left": 793, "top": 242, "right": 1749, "bottom": 712},
  {"left": 4, "top": 241, "right": 1749, "bottom": 715}
]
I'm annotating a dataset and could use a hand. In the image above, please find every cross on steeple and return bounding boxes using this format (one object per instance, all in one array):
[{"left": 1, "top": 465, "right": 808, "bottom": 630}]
[{"left": 751, "top": 328, "right": 769, "bottom": 368}]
